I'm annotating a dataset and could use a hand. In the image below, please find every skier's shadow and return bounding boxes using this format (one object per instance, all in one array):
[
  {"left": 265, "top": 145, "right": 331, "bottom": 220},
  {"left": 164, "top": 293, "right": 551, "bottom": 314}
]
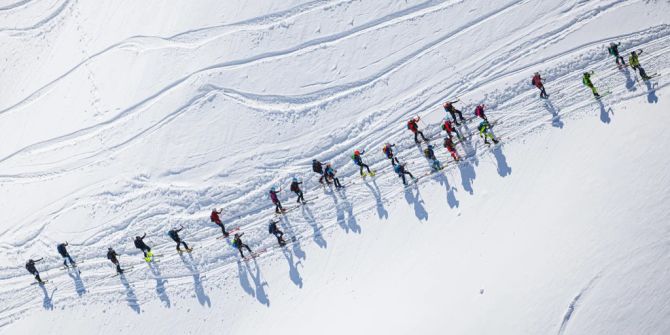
[
  {"left": 645, "top": 80, "right": 658, "bottom": 103},
  {"left": 301, "top": 206, "right": 327, "bottom": 248},
  {"left": 335, "top": 188, "right": 361, "bottom": 234},
  {"left": 67, "top": 269, "right": 87, "bottom": 296},
  {"left": 179, "top": 253, "right": 211, "bottom": 307},
  {"left": 39, "top": 284, "right": 55, "bottom": 310},
  {"left": 598, "top": 99, "right": 611, "bottom": 124},
  {"left": 246, "top": 259, "right": 270, "bottom": 307},
  {"left": 623, "top": 68, "right": 636, "bottom": 92},
  {"left": 492, "top": 146, "right": 511, "bottom": 177},
  {"left": 364, "top": 178, "right": 388, "bottom": 219},
  {"left": 148, "top": 263, "right": 171, "bottom": 308},
  {"left": 544, "top": 99, "right": 564, "bottom": 129},
  {"left": 282, "top": 247, "right": 303, "bottom": 288},
  {"left": 458, "top": 160, "right": 477, "bottom": 194},
  {"left": 279, "top": 216, "right": 306, "bottom": 260},
  {"left": 237, "top": 260, "right": 255, "bottom": 298},
  {"left": 403, "top": 184, "right": 428, "bottom": 221},
  {"left": 433, "top": 171, "right": 459, "bottom": 208},
  {"left": 119, "top": 273, "right": 140, "bottom": 314}
]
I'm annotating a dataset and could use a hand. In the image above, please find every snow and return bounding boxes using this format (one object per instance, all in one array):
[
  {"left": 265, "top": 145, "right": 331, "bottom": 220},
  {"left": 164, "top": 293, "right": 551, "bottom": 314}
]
[{"left": 1, "top": 0, "right": 669, "bottom": 334}]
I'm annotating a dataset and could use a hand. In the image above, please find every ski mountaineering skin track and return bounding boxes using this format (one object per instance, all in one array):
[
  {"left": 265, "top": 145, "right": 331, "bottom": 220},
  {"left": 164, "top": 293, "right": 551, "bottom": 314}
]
[{"left": 0, "top": 0, "right": 669, "bottom": 334}]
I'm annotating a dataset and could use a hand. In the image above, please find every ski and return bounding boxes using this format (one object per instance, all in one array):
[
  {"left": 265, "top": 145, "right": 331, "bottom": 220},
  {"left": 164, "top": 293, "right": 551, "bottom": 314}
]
[
  {"left": 243, "top": 247, "right": 268, "bottom": 261},
  {"left": 30, "top": 280, "right": 49, "bottom": 286},
  {"left": 177, "top": 247, "right": 194, "bottom": 254},
  {"left": 217, "top": 227, "right": 241, "bottom": 239}
]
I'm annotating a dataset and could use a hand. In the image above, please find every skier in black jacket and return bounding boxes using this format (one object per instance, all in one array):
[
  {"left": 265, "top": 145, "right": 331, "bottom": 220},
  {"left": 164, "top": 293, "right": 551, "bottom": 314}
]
[
  {"left": 133, "top": 233, "right": 153, "bottom": 260},
  {"left": 57, "top": 242, "right": 76, "bottom": 268},
  {"left": 25, "top": 258, "right": 44, "bottom": 283},
  {"left": 312, "top": 159, "right": 328, "bottom": 184},
  {"left": 168, "top": 227, "right": 190, "bottom": 252},
  {"left": 107, "top": 248, "right": 123, "bottom": 274},
  {"left": 268, "top": 220, "right": 286, "bottom": 246},
  {"left": 232, "top": 233, "right": 252, "bottom": 258}
]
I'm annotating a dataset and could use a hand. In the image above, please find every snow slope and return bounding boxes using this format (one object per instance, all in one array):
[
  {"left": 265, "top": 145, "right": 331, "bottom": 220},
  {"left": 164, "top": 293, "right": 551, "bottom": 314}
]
[{"left": 0, "top": 0, "right": 669, "bottom": 334}]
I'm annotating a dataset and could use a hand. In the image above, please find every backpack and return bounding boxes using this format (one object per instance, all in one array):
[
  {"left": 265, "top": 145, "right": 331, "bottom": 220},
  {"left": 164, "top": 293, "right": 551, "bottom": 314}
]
[
  {"left": 407, "top": 121, "right": 414, "bottom": 130},
  {"left": 608, "top": 46, "right": 614, "bottom": 56},
  {"left": 393, "top": 164, "right": 401, "bottom": 174},
  {"left": 312, "top": 161, "right": 322, "bottom": 173},
  {"left": 168, "top": 230, "right": 177, "bottom": 240},
  {"left": 423, "top": 148, "right": 431, "bottom": 158},
  {"left": 232, "top": 239, "right": 240, "bottom": 248},
  {"left": 268, "top": 224, "right": 274, "bottom": 234}
]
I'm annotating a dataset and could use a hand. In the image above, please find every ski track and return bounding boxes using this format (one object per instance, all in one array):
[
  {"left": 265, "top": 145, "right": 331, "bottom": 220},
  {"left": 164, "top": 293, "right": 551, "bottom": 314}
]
[{"left": 0, "top": 0, "right": 669, "bottom": 329}]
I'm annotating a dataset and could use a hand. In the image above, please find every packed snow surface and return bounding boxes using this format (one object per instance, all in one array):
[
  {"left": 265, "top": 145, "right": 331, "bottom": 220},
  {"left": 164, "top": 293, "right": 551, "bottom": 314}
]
[{"left": 0, "top": 0, "right": 669, "bottom": 334}]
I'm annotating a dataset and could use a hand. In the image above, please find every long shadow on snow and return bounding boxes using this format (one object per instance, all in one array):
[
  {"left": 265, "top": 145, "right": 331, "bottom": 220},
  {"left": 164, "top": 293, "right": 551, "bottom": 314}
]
[
  {"left": 458, "top": 160, "right": 477, "bottom": 195},
  {"left": 119, "top": 273, "right": 140, "bottom": 314},
  {"left": 598, "top": 99, "right": 612, "bottom": 124},
  {"left": 622, "top": 68, "right": 637, "bottom": 92},
  {"left": 282, "top": 247, "right": 303, "bottom": 288},
  {"left": 179, "top": 253, "right": 211, "bottom": 307},
  {"left": 544, "top": 99, "right": 564, "bottom": 129},
  {"left": 244, "top": 259, "right": 270, "bottom": 306},
  {"left": 279, "top": 215, "right": 306, "bottom": 260},
  {"left": 39, "top": 284, "right": 56, "bottom": 310},
  {"left": 333, "top": 188, "right": 361, "bottom": 234},
  {"left": 237, "top": 260, "right": 255, "bottom": 298},
  {"left": 67, "top": 269, "right": 87, "bottom": 296},
  {"left": 301, "top": 205, "right": 327, "bottom": 248},
  {"left": 645, "top": 80, "right": 658, "bottom": 103},
  {"left": 363, "top": 178, "right": 388, "bottom": 219},
  {"left": 492, "top": 146, "right": 512, "bottom": 177},
  {"left": 432, "top": 171, "right": 459, "bottom": 208},
  {"left": 403, "top": 184, "right": 428, "bottom": 221},
  {"left": 148, "top": 263, "right": 171, "bottom": 308}
]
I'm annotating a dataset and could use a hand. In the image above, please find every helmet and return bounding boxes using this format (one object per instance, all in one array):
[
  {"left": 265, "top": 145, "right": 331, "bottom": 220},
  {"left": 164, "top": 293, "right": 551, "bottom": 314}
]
[
  {"left": 135, "top": 236, "right": 141, "bottom": 240},
  {"left": 534, "top": 71, "right": 539, "bottom": 75},
  {"left": 354, "top": 150, "right": 360, "bottom": 155},
  {"left": 312, "top": 159, "right": 317, "bottom": 162},
  {"left": 270, "top": 186, "right": 276, "bottom": 192},
  {"left": 212, "top": 208, "right": 216, "bottom": 212},
  {"left": 292, "top": 177, "right": 298, "bottom": 182},
  {"left": 108, "top": 247, "right": 113, "bottom": 251}
]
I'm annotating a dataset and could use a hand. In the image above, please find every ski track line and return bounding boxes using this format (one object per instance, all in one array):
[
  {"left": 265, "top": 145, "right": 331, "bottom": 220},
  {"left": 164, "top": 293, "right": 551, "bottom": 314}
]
[
  {"left": 0, "top": 0, "right": 446, "bottom": 115},
  {"left": 0, "top": 0, "right": 71, "bottom": 34},
  {"left": 0, "top": 0, "right": 33, "bottom": 11}
]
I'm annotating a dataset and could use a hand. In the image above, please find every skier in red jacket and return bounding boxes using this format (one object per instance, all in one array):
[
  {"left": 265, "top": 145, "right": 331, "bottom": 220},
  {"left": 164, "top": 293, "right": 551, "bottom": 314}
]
[{"left": 532, "top": 72, "right": 549, "bottom": 99}]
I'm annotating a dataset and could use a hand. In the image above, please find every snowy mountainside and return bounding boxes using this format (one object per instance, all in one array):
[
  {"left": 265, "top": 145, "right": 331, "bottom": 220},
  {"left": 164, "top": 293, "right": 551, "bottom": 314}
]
[{"left": 1, "top": 0, "right": 669, "bottom": 334}]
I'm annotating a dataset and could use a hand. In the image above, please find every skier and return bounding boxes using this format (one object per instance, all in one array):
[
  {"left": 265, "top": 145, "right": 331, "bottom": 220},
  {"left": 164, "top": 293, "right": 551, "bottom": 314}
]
[
  {"left": 478, "top": 120, "right": 499, "bottom": 145},
  {"left": 269, "top": 186, "right": 284, "bottom": 213},
  {"left": 423, "top": 144, "right": 442, "bottom": 171},
  {"left": 133, "top": 233, "right": 154, "bottom": 262},
  {"left": 394, "top": 162, "right": 416, "bottom": 186},
  {"left": 382, "top": 143, "right": 399, "bottom": 165},
  {"left": 290, "top": 177, "right": 305, "bottom": 204},
  {"left": 443, "top": 137, "right": 461, "bottom": 161},
  {"left": 441, "top": 119, "right": 463, "bottom": 141},
  {"left": 324, "top": 163, "right": 344, "bottom": 188},
  {"left": 107, "top": 247, "right": 124, "bottom": 274},
  {"left": 474, "top": 104, "right": 488, "bottom": 122},
  {"left": 607, "top": 42, "right": 625, "bottom": 67},
  {"left": 443, "top": 100, "right": 465, "bottom": 125},
  {"left": 352, "top": 150, "right": 373, "bottom": 177},
  {"left": 582, "top": 72, "right": 600, "bottom": 98},
  {"left": 168, "top": 226, "right": 190, "bottom": 252},
  {"left": 232, "top": 233, "right": 252, "bottom": 258},
  {"left": 268, "top": 220, "right": 286, "bottom": 246},
  {"left": 57, "top": 242, "right": 76, "bottom": 268},
  {"left": 210, "top": 208, "right": 229, "bottom": 238},
  {"left": 407, "top": 117, "right": 428, "bottom": 143},
  {"left": 532, "top": 72, "right": 549, "bottom": 99},
  {"left": 25, "top": 258, "right": 44, "bottom": 283},
  {"left": 312, "top": 159, "right": 328, "bottom": 184},
  {"left": 629, "top": 50, "right": 651, "bottom": 80}
]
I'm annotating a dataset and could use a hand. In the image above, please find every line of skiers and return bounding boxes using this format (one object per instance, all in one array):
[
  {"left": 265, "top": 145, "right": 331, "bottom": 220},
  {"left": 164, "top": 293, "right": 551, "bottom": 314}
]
[{"left": 24, "top": 40, "right": 657, "bottom": 285}]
